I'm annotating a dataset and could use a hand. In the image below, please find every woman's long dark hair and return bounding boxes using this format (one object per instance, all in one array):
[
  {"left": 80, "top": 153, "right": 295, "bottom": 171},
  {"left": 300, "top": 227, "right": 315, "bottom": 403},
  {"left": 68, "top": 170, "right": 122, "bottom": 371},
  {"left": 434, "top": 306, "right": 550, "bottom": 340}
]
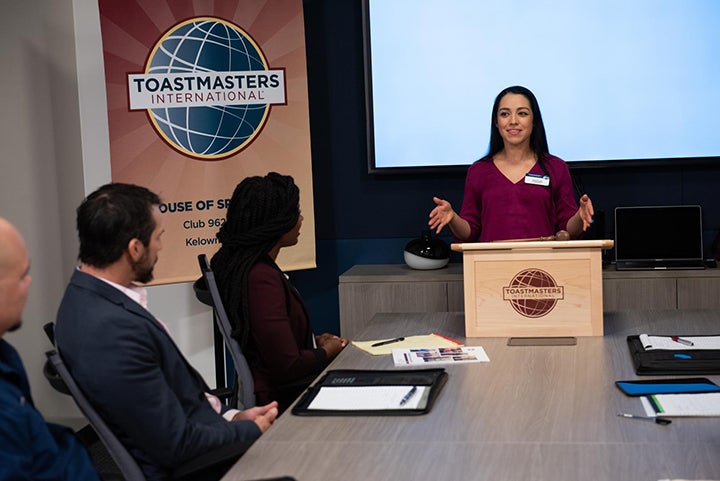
[
  {"left": 211, "top": 172, "right": 300, "bottom": 348},
  {"left": 487, "top": 85, "right": 550, "bottom": 176}
]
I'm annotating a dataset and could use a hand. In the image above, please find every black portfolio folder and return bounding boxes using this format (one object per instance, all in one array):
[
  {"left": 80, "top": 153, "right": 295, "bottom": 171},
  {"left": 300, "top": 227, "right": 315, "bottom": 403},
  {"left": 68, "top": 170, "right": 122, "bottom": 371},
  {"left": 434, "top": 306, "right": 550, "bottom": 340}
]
[
  {"left": 627, "top": 335, "right": 720, "bottom": 375},
  {"left": 292, "top": 368, "right": 447, "bottom": 416}
]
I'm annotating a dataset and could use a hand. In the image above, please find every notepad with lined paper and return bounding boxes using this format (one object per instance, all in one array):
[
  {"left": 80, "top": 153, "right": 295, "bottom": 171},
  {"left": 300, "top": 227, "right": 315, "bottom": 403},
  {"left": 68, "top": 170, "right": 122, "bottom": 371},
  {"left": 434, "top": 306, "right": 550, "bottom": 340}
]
[
  {"left": 641, "top": 392, "right": 720, "bottom": 417},
  {"left": 352, "top": 333, "right": 462, "bottom": 356},
  {"left": 308, "top": 385, "right": 428, "bottom": 410},
  {"left": 639, "top": 334, "right": 720, "bottom": 351}
]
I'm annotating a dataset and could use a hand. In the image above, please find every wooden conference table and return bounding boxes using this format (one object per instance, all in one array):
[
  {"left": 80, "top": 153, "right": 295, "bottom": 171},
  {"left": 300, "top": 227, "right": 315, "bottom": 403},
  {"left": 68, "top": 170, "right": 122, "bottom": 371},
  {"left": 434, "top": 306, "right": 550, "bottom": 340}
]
[{"left": 223, "top": 310, "right": 720, "bottom": 481}]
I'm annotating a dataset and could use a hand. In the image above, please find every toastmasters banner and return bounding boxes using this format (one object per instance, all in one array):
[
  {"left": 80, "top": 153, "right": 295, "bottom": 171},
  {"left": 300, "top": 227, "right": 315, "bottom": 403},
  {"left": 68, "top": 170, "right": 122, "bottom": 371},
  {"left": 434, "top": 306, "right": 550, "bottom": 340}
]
[{"left": 98, "top": 0, "right": 315, "bottom": 284}]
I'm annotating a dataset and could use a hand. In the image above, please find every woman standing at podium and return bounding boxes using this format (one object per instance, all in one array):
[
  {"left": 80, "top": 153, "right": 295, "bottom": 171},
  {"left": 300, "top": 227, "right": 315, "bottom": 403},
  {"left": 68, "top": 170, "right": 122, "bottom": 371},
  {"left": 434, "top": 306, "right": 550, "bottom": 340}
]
[{"left": 429, "top": 85, "right": 594, "bottom": 242}]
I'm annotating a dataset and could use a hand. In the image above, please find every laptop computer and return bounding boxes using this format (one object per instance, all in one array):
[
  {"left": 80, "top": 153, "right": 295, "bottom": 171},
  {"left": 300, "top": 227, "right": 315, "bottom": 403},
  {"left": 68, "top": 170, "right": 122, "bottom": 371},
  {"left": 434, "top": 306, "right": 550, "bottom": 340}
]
[{"left": 614, "top": 205, "right": 705, "bottom": 270}]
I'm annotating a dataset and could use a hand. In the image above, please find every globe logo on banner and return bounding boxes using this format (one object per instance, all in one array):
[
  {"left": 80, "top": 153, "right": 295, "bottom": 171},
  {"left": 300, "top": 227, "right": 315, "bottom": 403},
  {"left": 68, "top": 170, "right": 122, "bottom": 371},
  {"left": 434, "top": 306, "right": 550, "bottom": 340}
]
[
  {"left": 502, "top": 269, "right": 565, "bottom": 318},
  {"left": 128, "top": 17, "right": 286, "bottom": 160}
]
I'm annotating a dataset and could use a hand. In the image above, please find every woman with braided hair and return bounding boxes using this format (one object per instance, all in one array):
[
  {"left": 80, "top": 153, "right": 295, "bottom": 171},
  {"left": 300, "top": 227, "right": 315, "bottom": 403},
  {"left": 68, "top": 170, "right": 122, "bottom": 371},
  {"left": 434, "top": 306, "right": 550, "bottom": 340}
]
[{"left": 211, "top": 172, "right": 347, "bottom": 413}]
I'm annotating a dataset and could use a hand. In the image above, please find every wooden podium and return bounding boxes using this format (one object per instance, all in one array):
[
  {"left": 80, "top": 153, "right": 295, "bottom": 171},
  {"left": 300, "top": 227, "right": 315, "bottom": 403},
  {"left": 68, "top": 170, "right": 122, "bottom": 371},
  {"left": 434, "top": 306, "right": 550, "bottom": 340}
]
[{"left": 452, "top": 239, "right": 614, "bottom": 337}]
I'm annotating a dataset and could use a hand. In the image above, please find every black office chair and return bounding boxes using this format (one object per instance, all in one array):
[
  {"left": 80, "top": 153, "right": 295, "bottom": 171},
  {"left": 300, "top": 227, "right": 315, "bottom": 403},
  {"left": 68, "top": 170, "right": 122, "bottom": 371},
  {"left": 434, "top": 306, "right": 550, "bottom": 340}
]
[
  {"left": 195, "top": 254, "right": 256, "bottom": 410},
  {"left": 42, "top": 322, "right": 71, "bottom": 395},
  {"left": 47, "top": 345, "right": 257, "bottom": 481},
  {"left": 42, "top": 322, "right": 125, "bottom": 479},
  {"left": 46, "top": 349, "right": 148, "bottom": 481}
]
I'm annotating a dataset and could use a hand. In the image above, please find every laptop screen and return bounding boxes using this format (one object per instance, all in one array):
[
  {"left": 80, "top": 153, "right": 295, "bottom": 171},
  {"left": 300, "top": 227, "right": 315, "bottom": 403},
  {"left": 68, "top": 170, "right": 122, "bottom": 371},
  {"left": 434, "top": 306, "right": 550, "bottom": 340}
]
[{"left": 614, "top": 205, "right": 704, "bottom": 263}]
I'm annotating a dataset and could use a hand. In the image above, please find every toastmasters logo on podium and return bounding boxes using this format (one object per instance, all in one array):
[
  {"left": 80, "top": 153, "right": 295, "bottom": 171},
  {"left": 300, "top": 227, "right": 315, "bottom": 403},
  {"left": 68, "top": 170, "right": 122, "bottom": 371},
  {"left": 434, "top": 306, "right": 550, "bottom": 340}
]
[
  {"left": 127, "top": 17, "right": 286, "bottom": 160},
  {"left": 502, "top": 269, "right": 565, "bottom": 318}
]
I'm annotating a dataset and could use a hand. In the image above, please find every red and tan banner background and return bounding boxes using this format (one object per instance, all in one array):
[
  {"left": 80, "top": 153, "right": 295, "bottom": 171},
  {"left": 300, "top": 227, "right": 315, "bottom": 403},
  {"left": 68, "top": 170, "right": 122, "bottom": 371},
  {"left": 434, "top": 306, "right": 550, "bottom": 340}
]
[{"left": 98, "top": 0, "right": 316, "bottom": 284}]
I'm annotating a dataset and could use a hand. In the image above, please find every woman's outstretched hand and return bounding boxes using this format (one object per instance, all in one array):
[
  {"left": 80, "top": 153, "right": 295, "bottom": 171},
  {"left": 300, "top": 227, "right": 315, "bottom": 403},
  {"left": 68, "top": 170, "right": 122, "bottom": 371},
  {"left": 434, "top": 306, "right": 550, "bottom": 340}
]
[
  {"left": 578, "top": 194, "right": 594, "bottom": 231},
  {"left": 428, "top": 197, "right": 455, "bottom": 234}
]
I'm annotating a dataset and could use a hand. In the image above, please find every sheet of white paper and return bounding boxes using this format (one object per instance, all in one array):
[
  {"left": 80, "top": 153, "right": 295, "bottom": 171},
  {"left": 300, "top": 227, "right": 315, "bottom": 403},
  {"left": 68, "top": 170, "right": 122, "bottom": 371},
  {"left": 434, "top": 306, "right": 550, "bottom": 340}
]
[
  {"left": 307, "top": 385, "right": 428, "bottom": 410},
  {"left": 646, "top": 392, "right": 720, "bottom": 416},
  {"left": 391, "top": 346, "right": 490, "bottom": 366},
  {"left": 639, "top": 334, "right": 720, "bottom": 350},
  {"left": 640, "top": 396, "right": 656, "bottom": 417}
]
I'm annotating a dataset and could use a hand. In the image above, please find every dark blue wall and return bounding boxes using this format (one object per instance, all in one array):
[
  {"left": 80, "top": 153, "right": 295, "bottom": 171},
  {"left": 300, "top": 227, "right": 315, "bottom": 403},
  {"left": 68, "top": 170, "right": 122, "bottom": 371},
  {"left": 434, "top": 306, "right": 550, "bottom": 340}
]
[{"left": 295, "top": 0, "right": 720, "bottom": 336}]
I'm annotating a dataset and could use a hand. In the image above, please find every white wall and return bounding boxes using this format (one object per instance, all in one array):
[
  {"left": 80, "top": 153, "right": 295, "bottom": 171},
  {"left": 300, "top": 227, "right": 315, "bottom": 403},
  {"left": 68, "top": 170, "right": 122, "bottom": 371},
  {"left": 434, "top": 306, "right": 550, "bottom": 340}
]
[
  {"left": 0, "top": 0, "right": 215, "bottom": 424},
  {"left": 1, "top": 0, "right": 84, "bottom": 423}
]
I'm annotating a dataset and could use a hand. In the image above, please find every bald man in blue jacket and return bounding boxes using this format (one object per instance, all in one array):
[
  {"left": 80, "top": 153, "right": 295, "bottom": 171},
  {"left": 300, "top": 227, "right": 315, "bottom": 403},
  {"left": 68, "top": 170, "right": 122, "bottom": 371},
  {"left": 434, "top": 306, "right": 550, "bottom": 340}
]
[{"left": 0, "top": 217, "right": 100, "bottom": 481}]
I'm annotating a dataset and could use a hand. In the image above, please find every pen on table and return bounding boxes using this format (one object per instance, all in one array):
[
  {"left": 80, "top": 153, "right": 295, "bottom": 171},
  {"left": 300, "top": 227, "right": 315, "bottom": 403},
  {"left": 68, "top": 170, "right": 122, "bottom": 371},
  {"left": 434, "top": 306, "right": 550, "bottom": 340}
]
[
  {"left": 371, "top": 337, "right": 405, "bottom": 347},
  {"left": 399, "top": 386, "right": 417, "bottom": 406},
  {"left": 671, "top": 336, "right": 694, "bottom": 346},
  {"left": 617, "top": 413, "right": 671, "bottom": 425}
]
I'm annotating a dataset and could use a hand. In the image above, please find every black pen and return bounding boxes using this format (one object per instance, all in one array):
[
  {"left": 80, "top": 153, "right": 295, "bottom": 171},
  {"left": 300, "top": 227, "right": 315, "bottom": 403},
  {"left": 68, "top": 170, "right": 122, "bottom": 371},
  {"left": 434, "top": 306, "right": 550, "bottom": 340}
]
[
  {"left": 371, "top": 337, "right": 405, "bottom": 347},
  {"left": 617, "top": 413, "right": 671, "bottom": 425}
]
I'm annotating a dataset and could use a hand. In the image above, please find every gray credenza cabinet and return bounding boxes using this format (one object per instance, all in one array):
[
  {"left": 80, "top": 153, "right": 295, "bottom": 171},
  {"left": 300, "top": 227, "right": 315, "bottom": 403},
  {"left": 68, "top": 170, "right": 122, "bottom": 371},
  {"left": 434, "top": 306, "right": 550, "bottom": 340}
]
[{"left": 338, "top": 264, "right": 720, "bottom": 338}]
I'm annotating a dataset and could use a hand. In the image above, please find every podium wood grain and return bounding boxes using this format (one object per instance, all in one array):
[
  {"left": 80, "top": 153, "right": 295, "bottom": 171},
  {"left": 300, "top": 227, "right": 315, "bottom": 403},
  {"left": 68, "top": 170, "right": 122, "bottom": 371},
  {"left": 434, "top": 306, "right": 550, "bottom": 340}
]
[{"left": 453, "top": 240, "right": 612, "bottom": 337}]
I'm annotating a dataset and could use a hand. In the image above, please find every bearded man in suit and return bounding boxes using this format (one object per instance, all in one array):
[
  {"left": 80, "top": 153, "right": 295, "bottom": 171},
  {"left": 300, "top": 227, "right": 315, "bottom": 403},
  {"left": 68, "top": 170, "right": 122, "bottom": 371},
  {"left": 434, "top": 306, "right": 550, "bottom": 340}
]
[{"left": 55, "top": 183, "right": 277, "bottom": 481}]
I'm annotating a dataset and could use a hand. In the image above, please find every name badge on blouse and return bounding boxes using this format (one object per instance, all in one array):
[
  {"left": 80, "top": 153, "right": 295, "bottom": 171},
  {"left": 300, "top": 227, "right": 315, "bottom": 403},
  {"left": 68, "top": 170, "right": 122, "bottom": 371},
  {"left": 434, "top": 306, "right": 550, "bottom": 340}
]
[{"left": 525, "top": 173, "right": 550, "bottom": 186}]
